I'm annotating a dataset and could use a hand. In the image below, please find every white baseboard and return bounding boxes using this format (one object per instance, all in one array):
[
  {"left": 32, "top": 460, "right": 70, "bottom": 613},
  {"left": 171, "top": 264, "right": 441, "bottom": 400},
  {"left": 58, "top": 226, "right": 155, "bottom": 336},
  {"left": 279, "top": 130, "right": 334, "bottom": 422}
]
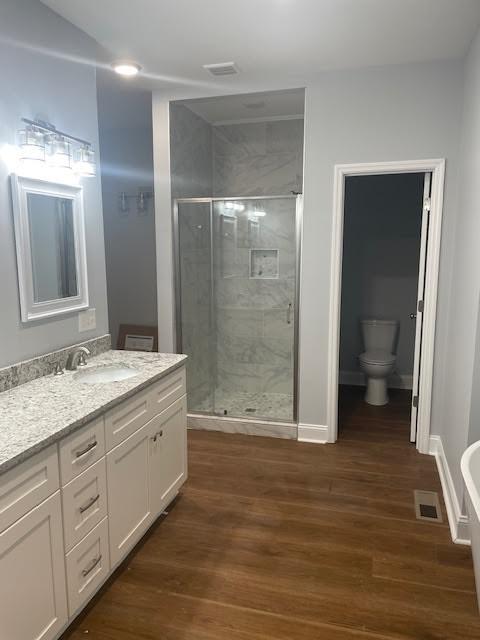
[
  {"left": 429, "top": 435, "right": 470, "bottom": 545},
  {"left": 298, "top": 423, "right": 329, "bottom": 444},
  {"left": 339, "top": 370, "right": 413, "bottom": 390}
]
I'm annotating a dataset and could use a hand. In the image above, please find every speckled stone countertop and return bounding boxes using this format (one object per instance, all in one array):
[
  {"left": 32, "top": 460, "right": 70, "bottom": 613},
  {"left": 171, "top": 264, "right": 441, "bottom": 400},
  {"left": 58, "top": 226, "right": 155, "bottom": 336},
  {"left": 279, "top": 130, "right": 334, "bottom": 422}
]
[{"left": 0, "top": 350, "right": 187, "bottom": 475}]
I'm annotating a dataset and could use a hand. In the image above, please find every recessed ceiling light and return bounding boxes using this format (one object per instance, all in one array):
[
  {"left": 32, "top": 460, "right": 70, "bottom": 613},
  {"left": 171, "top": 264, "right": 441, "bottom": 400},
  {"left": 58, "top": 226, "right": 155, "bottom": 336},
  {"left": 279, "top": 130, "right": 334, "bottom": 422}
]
[{"left": 112, "top": 61, "right": 142, "bottom": 77}]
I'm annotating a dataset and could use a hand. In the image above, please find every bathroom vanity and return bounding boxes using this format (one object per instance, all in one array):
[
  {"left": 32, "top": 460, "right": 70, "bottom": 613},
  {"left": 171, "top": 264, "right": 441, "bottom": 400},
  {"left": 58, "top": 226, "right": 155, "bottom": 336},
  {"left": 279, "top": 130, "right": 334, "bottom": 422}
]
[{"left": 0, "top": 350, "right": 187, "bottom": 640}]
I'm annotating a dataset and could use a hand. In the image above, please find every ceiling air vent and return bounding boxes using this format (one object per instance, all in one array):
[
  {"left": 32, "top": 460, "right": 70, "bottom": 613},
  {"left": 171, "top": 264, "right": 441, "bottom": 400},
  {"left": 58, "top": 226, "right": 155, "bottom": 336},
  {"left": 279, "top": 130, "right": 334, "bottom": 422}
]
[{"left": 203, "top": 62, "right": 239, "bottom": 77}]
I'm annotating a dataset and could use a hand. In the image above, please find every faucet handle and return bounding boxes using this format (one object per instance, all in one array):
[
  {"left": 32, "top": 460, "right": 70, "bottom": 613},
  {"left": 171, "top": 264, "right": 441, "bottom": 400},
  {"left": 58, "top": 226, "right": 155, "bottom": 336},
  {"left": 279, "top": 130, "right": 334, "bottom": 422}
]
[
  {"left": 78, "top": 352, "right": 88, "bottom": 367},
  {"left": 53, "top": 363, "right": 64, "bottom": 376}
]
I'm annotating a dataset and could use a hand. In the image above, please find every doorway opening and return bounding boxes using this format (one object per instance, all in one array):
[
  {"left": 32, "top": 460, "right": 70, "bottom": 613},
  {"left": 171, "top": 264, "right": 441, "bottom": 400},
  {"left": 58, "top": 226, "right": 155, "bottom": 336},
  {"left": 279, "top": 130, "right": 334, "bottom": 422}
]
[{"left": 327, "top": 160, "right": 445, "bottom": 453}]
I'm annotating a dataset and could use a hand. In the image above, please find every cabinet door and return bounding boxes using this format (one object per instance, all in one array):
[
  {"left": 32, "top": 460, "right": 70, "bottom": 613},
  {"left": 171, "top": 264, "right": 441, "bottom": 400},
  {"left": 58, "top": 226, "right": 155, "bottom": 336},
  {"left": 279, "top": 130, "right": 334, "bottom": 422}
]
[
  {"left": 106, "top": 423, "right": 152, "bottom": 568},
  {"left": 0, "top": 492, "right": 68, "bottom": 640},
  {"left": 150, "top": 395, "right": 188, "bottom": 519}
]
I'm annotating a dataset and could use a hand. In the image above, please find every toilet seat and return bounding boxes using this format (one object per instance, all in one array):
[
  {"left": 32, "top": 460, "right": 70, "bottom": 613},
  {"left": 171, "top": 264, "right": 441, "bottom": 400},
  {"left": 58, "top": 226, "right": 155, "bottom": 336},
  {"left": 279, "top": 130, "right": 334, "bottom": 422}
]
[{"left": 359, "top": 349, "right": 396, "bottom": 365}]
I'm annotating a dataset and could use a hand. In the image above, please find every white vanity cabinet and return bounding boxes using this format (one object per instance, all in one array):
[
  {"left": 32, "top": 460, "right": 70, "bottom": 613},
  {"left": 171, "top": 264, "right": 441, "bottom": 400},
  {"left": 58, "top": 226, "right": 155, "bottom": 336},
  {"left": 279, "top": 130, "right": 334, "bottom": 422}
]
[
  {"left": 107, "top": 421, "right": 153, "bottom": 567},
  {"left": 0, "top": 365, "right": 187, "bottom": 640},
  {"left": 106, "top": 378, "right": 187, "bottom": 568},
  {"left": 0, "top": 492, "right": 68, "bottom": 640}
]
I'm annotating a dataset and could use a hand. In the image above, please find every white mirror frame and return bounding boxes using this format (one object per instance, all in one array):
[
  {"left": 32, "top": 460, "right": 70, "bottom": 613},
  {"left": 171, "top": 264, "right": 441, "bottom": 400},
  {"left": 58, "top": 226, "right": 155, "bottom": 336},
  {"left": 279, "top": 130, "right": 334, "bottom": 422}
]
[{"left": 11, "top": 174, "right": 89, "bottom": 322}]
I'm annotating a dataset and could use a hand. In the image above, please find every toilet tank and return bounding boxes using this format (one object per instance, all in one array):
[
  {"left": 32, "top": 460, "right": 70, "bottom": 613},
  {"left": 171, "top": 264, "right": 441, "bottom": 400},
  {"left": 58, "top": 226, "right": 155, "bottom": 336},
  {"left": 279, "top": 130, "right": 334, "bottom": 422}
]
[{"left": 361, "top": 319, "right": 398, "bottom": 352}]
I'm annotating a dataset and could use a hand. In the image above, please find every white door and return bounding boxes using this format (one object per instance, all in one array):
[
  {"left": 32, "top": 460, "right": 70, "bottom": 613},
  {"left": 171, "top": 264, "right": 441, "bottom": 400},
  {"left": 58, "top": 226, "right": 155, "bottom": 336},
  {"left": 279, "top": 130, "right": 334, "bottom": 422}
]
[
  {"left": 149, "top": 396, "right": 188, "bottom": 519},
  {"left": 410, "top": 172, "right": 431, "bottom": 442},
  {"left": 106, "top": 423, "right": 153, "bottom": 568},
  {"left": 0, "top": 492, "right": 68, "bottom": 640}
]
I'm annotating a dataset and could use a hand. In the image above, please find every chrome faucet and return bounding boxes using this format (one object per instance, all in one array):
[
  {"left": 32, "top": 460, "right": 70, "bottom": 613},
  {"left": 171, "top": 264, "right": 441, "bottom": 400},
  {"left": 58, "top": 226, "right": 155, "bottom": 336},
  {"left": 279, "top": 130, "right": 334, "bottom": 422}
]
[{"left": 65, "top": 346, "right": 91, "bottom": 371}]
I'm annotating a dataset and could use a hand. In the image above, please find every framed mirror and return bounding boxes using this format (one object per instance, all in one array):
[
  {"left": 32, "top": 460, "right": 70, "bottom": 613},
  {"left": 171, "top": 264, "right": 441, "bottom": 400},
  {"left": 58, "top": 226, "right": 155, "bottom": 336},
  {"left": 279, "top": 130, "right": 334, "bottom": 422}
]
[{"left": 11, "top": 175, "right": 88, "bottom": 322}]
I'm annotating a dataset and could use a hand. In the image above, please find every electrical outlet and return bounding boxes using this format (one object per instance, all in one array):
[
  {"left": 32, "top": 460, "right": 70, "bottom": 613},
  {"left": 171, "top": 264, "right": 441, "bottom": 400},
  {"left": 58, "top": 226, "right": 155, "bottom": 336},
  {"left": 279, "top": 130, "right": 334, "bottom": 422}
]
[{"left": 78, "top": 308, "right": 96, "bottom": 332}]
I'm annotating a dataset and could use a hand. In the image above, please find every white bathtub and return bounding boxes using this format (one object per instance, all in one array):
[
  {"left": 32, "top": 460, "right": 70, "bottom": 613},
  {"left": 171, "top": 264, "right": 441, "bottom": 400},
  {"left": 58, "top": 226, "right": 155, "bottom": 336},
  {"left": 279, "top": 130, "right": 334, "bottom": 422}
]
[{"left": 461, "top": 440, "right": 480, "bottom": 610}]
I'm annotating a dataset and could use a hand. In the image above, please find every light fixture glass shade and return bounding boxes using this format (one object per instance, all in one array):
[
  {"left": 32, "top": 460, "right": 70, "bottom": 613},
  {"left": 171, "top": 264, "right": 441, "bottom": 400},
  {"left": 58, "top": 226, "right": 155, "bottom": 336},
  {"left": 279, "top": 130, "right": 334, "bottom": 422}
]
[
  {"left": 75, "top": 146, "right": 96, "bottom": 176},
  {"left": 48, "top": 136, "right": 72, "bottom": 169},
  {"left": 18, "top": 126, "right": 45, "bottom": 162}
]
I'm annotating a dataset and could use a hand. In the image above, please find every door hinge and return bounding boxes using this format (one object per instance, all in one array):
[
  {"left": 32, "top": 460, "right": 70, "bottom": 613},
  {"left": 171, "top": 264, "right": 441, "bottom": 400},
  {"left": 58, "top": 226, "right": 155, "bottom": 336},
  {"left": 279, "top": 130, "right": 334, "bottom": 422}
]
[
  {"left": 412, "top": 395, "right": 419, "bottom": 408},
  {"left": 424, "top": 197, "right": 431, "bottom": 213},
  {"left": 417, "top": 300, "right": 424, "bottom": 313}
]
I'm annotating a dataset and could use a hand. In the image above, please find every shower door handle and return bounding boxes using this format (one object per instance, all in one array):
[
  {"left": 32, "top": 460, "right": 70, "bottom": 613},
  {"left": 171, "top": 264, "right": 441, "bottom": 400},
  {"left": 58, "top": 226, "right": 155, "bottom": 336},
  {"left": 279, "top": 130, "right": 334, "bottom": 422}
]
[{"left": 287, "top": 303, "right": 293, "bottom": 325}]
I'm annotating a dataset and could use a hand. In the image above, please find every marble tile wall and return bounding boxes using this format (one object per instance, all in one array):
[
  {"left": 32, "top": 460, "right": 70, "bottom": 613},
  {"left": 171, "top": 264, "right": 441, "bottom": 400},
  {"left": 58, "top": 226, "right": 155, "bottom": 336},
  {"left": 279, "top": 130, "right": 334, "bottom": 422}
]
[
  {"left": 213, "top": 118, "right": 304, "bottom": 197},
  {"left": 170, "top": 104, "right": 215, "bottom": 411},
  {"left": 170, "top": 103, "right": 213, "bottom": 199}
]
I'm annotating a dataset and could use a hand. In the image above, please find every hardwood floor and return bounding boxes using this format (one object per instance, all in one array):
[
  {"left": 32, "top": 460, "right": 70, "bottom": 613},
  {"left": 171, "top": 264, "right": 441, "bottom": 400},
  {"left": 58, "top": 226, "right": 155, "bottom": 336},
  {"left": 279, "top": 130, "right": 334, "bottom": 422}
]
[{"left": 62, "top": 387, "right": 480, "bottom": 640}]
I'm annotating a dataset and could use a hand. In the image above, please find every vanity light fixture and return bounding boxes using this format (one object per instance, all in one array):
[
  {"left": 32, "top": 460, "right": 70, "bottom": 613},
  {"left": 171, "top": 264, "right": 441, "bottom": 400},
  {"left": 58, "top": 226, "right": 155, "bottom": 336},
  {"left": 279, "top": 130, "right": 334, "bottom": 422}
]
[
  {"left": 17, "top": 118, "right": 96, "bottom": 178},
  {"left": 112, "top": 61, "right": 142, "bottom": 77}
]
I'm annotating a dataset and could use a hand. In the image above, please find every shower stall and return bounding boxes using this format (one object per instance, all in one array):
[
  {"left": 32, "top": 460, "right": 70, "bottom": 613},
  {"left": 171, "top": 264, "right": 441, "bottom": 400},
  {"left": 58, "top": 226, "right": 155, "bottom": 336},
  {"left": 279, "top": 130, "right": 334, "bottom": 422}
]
[{"left": 174, "top": 195, "right": 301, "bottom": 424}]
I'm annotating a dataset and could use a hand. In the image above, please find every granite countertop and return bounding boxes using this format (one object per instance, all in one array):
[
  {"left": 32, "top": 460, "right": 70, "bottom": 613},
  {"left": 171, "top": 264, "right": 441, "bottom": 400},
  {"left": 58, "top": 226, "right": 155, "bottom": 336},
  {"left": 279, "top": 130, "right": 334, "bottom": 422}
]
[{"left": 0, "top": 350, "right": 187, "bottom": 475}]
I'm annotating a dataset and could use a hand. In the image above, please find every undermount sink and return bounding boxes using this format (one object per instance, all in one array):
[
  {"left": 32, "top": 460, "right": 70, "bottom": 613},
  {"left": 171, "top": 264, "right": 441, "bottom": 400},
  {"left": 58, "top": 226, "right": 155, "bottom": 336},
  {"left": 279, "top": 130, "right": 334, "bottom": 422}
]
[{"left": 74, "top": 365, "right": 139, "bottom": 384}]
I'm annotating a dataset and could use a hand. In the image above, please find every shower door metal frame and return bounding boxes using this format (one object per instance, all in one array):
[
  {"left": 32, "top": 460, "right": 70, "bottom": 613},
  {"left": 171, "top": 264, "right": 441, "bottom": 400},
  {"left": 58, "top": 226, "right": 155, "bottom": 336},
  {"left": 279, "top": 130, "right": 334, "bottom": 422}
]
[{"left": 172, "top": 194, "right": 303, "bottom": 424}]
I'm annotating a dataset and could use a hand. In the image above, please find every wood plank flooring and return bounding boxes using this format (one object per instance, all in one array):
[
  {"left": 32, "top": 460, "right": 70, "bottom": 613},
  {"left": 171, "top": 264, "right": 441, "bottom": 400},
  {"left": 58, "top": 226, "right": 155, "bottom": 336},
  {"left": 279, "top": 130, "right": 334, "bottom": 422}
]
[{"left": 61, "top": 386, "right": 480, "bottom": 640}]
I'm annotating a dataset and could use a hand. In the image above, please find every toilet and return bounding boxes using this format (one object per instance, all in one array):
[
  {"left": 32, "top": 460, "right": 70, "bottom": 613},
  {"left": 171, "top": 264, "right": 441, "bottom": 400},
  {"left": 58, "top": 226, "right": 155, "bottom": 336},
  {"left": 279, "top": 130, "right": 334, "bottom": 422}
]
[{"left": 358, "top": 319, "right": 399, "bottom": 406}]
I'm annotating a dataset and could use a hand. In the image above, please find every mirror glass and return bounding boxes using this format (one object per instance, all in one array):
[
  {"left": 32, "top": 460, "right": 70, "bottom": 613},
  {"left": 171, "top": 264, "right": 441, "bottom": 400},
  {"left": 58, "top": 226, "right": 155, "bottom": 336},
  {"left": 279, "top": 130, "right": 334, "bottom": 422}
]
[{"left": 27, "top": 193, "right": 78, "bottom": 302}]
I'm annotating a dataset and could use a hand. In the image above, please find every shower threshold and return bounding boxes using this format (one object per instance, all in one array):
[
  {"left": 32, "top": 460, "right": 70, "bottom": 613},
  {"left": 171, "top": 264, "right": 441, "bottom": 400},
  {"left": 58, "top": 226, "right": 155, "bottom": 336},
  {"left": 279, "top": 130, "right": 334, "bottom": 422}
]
[{"left": 195, "top": 390, "right": 293, "bottom": 423}]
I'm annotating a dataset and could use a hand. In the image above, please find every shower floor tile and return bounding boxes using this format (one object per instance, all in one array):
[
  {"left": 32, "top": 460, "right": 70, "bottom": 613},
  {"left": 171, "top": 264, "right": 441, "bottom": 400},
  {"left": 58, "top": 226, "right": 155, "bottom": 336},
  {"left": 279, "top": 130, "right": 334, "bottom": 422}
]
[{"left": 195, "top": 389, "right": 293, "bottom": 422}]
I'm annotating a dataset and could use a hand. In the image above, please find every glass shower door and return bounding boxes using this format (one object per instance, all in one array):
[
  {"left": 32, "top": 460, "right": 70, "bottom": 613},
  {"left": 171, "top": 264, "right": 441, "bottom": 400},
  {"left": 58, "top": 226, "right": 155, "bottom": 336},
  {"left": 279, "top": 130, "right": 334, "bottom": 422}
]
[
  {"left": 212, "top": 196, "right": 297, "bottom": 422},
  {"left": 175, "top": 200, "right": 215, "bottom": 414},
  {"left": 175, "top": 195, "right": 299, "bottom": 423}
]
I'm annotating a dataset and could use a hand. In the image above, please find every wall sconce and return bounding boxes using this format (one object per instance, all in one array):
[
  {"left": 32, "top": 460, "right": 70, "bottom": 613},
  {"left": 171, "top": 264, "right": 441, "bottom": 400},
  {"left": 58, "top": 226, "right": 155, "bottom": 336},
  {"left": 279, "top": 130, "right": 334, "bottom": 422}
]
[
  {"left": 118, "top": 189, "right": 153, "bottom": 216},
  {"left": 17, "top": 118, "right": 96, "bottom": 178},
  {"left": 119, "top": 191, "right": 129, "bottom": 216}
]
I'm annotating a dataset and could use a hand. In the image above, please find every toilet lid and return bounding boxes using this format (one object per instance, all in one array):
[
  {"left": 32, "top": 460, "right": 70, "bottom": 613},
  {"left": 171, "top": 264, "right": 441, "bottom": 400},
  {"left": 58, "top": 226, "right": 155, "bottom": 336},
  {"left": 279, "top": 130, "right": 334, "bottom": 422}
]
[{"left": 359, "top": 349, "right": 396, "bottom": 365}]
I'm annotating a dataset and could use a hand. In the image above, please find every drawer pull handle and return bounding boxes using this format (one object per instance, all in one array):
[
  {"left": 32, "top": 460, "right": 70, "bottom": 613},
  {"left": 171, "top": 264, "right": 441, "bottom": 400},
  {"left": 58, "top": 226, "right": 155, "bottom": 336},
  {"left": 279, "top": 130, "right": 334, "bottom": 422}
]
[
  {"left": 75, "top": 440, "right": 98, "bottom": 459},
  {"left": 82, "top": 554, "right": 102, "bottom": 577},
  {"left": 79, "top": 494, "right": 100, "bottom": 514},
  {"left": 152, "top": 430, "right": 164, "bottom": 442}
]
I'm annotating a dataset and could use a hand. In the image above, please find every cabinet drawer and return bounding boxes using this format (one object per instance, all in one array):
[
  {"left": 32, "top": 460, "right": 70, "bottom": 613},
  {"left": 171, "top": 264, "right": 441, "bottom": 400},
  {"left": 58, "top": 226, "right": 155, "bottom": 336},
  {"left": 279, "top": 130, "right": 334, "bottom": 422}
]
[
  {"left": 62, "top": 458, "right": 107, "bottom": 552},
  {"left": 150, "top": 367, "right": 186, "bottom": 418},
  {"left": 65, "top": 517, "right": 110, "bottom": 617},
  {"left": 59, "top": 417, "right": 105, "bottom": 485},
  {"left": 0, "top": 445, "right": 59, "bottom": 533},
  {"left": 104, "top": 386, "right": 150, "bottom": 450}
]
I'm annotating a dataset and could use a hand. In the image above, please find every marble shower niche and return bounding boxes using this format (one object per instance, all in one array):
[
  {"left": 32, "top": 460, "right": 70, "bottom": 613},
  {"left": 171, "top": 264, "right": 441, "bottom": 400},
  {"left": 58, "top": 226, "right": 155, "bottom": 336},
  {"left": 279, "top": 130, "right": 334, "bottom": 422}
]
[
  {"left": 250, "top": 249, "right": 279, "bottom": 279},
  {"left": 175, "top": 196, "right": 298, "bottom": 423}
]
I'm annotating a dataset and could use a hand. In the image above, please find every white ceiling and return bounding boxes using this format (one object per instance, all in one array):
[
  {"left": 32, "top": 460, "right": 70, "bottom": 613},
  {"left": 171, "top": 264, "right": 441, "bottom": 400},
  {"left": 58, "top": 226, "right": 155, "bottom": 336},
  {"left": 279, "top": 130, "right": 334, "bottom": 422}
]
[{"left": 41, "top": 0, "right": 480, "bottom": 98}]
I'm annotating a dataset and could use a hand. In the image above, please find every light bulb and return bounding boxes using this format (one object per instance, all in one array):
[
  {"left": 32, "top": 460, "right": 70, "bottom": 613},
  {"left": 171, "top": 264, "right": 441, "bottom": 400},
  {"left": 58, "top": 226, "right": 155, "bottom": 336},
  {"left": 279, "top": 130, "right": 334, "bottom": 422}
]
[
  {"left": 48, "top": 135, "right": 72, "bottom": 169},
  {"left": 18, "top": 126, "right": 45, "bottom": 162},
  {"left": 75, "top": 145, "right": 96, "bottom": 177}
]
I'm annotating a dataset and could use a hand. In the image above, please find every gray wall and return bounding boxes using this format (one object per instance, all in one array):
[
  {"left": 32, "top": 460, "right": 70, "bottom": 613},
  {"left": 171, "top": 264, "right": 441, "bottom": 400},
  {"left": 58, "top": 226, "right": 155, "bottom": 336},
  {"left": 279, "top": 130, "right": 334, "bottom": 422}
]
[
  {"left": 0, "top": 0, "right": 108, "bottom": 367},
  {"left": 213, "top": 119, "right": 304, "bottom": 196},
  {"left": 299, "top": 60, "right": 463, "bottom": 429},
  {"left": 445, "top": 27, "right": 480, "bottom": 500},
  {"left": 98, "top": 90, "right": 157, "bottom": 348},
  {"left": 340, "top": 173, "right": 423, "bottom": 380}
]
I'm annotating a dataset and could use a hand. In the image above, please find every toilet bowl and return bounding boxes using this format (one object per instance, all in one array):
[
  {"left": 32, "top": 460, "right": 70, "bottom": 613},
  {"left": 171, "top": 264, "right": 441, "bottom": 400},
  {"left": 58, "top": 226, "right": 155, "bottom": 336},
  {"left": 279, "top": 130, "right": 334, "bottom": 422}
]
[{"left": 359, "top": 319, "right": 399, "bottom": 406}]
